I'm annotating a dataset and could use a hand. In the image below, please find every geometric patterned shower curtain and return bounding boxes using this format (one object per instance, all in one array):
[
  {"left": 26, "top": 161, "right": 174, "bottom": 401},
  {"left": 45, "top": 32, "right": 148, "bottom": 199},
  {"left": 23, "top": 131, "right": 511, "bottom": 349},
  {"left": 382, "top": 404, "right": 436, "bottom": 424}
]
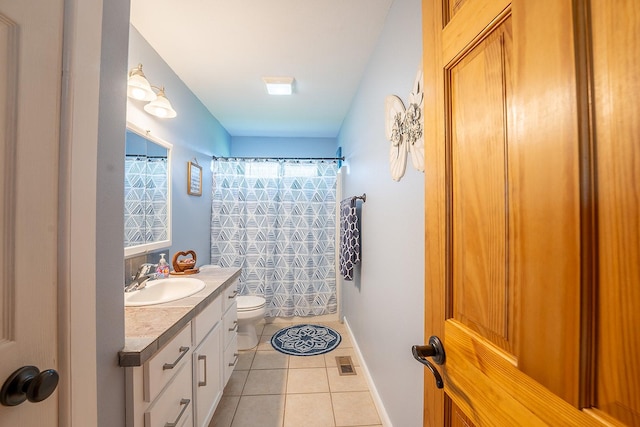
[{"left": 211, "top": 159, "right": 338, "bottom": 317}]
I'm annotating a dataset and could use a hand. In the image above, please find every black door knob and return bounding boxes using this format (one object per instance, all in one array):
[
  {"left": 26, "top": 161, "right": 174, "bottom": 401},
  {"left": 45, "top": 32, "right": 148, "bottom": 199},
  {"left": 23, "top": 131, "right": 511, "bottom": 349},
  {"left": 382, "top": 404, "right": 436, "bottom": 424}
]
[
  {"left": 0, "top": 366, "right": 59, "bottom": 406},
  {"left": 412, "top": 336, "right": 446, "bottom": 389}
]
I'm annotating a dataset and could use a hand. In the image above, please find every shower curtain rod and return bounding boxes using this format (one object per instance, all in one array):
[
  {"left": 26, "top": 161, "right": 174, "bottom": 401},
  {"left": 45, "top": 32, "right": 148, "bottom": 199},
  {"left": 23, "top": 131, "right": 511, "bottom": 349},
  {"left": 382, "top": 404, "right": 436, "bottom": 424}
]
[
  {"left": 125, "top": 154, "right": 167, "bottom": 159},
  {"left": 212, "top": 155, "right": 344, "bottom": 161}
]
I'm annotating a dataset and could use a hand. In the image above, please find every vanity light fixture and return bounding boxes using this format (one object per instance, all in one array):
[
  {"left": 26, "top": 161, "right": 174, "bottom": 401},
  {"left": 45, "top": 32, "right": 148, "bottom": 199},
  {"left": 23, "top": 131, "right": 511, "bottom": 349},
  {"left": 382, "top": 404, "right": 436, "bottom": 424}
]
[
  {"left": 144, "top": 86, "right": 177, "bottom": 118},
  {"left": 262, "top": 76, "right": 295, "bottom": 95},
  {"left": 127, "top": 64, "right": 156, "bottom": 101},
  {"left": 127, "top": 63, "right": 177, "bottom": 118}
]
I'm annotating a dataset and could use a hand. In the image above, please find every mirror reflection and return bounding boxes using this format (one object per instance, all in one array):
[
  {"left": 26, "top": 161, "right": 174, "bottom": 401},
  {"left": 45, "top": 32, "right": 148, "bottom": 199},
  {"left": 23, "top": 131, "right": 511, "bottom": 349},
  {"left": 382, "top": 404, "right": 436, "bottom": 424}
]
[{"left": 124, "top": 124, "right": 172, "bottom": 257}]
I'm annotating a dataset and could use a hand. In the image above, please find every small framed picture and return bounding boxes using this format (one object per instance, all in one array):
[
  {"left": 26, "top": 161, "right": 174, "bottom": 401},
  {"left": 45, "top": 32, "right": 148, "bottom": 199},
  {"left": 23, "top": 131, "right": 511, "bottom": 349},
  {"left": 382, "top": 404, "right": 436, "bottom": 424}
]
[{"left": 187, "top": 161, "right": 202, "bottom": 196}]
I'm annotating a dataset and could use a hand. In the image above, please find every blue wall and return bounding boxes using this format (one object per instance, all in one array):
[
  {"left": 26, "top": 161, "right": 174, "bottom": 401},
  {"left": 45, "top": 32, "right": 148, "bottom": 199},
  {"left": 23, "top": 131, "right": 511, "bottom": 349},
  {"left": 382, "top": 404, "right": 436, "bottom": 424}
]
[
  {"left": 126, "top": 6, "right": 424, "bottom": 424},
  {"left": 127, "top": 25, "right": 231, "bottom": 265},
  {"left": 338, "top": 0, "right": 425, "bottom": 425},
  {"left": 227, "top": 2, "right": 426, "bottom": 424},
  {"left": 230, "top": 136, "right": 337, "bottom": 158}
]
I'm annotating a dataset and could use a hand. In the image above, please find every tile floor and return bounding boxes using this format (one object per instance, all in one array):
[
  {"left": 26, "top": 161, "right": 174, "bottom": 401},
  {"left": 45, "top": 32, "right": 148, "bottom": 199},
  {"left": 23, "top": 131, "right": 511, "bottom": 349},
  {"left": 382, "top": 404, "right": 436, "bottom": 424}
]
[{"left": 210, "top": 320, "right": 383, "bottom": 427}]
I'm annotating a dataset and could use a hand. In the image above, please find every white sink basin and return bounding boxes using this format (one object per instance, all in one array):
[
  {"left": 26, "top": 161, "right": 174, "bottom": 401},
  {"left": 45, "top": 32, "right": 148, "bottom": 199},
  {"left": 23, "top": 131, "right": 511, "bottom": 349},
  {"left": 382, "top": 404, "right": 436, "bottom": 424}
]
[{"left": 124, "top": 277, "right": 206, "bottom": 307}]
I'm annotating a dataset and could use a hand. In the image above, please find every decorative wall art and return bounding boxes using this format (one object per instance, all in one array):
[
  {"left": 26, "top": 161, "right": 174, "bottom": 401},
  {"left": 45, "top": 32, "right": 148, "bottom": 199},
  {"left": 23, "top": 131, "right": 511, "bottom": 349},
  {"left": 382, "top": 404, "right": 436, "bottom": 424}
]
[
  {"left": 384, "top": 69, "right": 425, "bottom": 181},
  {"left": 187, "top": 160, "right": 202, "bottom": 196}
]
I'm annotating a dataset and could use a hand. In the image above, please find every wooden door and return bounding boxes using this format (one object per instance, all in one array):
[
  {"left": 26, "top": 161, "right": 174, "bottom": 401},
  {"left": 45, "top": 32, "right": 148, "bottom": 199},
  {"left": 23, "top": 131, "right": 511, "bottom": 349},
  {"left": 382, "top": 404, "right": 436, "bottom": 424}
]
[
  {"left": 0, "top": 0, "right": 63, "bottom": 425},
  {"left": 422, "top": 0, "right": 639, "bottom": 425},
  {"left": 590, "top": 2, "right": 640, "bottom": 424}
]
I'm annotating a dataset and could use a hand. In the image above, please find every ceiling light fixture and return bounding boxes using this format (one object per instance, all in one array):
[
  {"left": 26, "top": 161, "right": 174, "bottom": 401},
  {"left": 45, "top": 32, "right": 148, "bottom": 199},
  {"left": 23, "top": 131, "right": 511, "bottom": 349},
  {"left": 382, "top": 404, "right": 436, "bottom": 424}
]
[
  {"left": 127, "top": 63, "right": 177, "bottom": 118},
  {"left": 263, "top": 76, "right": 295, "bottom": 95}
]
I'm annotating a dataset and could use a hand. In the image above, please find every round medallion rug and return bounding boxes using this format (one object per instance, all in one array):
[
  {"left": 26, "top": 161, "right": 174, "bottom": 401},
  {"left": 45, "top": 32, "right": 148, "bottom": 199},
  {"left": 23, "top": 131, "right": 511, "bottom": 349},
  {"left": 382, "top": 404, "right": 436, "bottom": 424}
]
[{"left": 271, "top": 324, "right": 341, "bottom": 356}]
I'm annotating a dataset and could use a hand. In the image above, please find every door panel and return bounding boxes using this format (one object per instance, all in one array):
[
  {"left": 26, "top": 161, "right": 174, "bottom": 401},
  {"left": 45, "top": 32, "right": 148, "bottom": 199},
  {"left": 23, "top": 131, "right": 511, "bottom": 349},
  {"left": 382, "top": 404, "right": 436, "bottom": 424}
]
[
  {"left": 442, "top": 0, "right": 510, "bottom": 64},
  {"left": 0, "top": 0, "right": 62, "bottom": 425},
  {"left": 592, "top": 1, "right": 640, "bottom": 425},
  {"left": 444, "top": 321, "right": 600, "bottom": 425},
  {"left": 450, "top": 18, "right": 514, "bottom": 354},
  {"left": 0, "top": 8, "right": 17, "bottom": 351},
  {"left": 510, "top": 0, "right": 583, "bottom": 404},
  {"left": 446, "top": 398, "right": 475, "bottom": 427}
]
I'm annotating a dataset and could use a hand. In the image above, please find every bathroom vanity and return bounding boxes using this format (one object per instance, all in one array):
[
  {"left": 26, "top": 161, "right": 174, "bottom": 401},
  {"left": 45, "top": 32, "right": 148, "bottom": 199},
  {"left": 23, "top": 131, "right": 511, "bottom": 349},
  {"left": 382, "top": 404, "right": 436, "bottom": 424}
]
[{"left": 119, "top": 267, "right": 240, "bottom": 427}]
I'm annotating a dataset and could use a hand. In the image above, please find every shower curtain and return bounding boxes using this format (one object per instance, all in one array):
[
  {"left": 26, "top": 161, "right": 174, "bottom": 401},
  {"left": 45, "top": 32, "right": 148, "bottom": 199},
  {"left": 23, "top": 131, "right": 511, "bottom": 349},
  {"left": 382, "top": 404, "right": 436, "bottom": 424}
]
[{"left": 211, "top": 159, "right": 338, "bottom": 317}]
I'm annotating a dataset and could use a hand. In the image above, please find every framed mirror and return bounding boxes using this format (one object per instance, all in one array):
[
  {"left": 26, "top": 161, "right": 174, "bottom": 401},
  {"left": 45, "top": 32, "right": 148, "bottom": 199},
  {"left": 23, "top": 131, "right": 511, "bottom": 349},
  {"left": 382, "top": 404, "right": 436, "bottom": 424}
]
[{"left": 124, "top": 122, "right": 172, "bottom": 257}]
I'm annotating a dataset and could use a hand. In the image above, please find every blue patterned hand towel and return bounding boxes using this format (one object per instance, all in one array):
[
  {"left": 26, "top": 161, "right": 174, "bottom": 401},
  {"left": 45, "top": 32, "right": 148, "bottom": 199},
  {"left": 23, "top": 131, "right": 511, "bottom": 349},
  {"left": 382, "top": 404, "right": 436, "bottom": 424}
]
[{"left": 339, "top": 198, "right": 361, "bottom": 280}]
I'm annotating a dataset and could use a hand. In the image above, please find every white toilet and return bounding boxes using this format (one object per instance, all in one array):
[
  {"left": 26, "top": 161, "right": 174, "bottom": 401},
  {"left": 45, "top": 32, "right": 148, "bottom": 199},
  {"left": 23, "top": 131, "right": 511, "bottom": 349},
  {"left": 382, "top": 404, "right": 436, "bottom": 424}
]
[{"left": 236, "top": 295, "right": 266, "bottom": 350}]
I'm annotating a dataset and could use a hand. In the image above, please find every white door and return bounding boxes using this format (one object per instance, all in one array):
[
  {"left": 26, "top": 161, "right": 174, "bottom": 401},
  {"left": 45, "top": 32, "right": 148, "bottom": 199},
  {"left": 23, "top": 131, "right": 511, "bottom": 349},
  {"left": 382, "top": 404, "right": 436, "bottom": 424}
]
[{"left": 0, "top": 0, "right": 63, "bottom": 425}]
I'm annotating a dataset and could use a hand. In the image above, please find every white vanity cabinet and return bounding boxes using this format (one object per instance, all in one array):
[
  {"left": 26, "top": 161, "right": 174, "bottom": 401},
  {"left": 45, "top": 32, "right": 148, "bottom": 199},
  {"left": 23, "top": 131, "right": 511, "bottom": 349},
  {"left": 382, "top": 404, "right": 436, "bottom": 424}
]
[
  {"left": 125, "top": 324, "right": 194, "bottom": 427},
  {"left": 124, "top": 275, "right": 240, "bottom": 427}
]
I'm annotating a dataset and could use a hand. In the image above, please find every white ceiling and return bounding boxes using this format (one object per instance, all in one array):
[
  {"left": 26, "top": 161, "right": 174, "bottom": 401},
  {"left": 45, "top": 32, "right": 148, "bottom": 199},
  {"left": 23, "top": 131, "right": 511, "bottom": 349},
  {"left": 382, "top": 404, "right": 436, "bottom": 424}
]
[{"left": 130, "top": 0, "right": 394, "bottom": 138}]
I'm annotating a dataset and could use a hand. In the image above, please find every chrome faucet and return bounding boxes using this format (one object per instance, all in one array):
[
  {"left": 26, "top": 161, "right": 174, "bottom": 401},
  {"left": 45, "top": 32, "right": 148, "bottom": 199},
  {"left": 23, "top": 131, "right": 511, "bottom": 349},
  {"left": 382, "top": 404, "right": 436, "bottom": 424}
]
[{"left": 124, "top": 263, "right": 158, "bottom": 293}]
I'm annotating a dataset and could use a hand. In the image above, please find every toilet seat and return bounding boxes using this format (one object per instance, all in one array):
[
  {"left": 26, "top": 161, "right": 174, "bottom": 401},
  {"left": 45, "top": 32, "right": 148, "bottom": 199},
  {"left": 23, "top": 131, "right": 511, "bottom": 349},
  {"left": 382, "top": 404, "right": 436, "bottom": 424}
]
[{"left": 237, "top": 295, "right": 266, "bottom": 312}]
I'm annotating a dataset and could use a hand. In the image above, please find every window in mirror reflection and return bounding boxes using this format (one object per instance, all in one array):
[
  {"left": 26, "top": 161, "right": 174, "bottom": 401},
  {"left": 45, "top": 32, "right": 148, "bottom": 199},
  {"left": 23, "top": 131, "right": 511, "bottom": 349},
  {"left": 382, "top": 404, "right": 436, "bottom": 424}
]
[{"left": 124, "top": 128, "right": 170, "bottom": 252}]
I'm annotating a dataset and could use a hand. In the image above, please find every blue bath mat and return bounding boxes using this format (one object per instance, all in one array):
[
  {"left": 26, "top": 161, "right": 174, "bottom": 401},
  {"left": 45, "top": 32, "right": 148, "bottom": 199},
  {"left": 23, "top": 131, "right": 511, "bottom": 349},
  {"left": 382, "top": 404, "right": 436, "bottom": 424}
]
[{"left": 271, "top": 324, "right": 341, "bottom": 356}]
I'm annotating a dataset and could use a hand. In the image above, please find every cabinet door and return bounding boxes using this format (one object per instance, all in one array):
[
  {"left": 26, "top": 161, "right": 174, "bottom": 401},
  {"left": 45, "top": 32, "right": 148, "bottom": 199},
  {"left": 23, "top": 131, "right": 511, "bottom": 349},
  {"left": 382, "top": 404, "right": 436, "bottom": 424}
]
[{"left": 193, "top": 323, "right": 222, "bottom": 427}]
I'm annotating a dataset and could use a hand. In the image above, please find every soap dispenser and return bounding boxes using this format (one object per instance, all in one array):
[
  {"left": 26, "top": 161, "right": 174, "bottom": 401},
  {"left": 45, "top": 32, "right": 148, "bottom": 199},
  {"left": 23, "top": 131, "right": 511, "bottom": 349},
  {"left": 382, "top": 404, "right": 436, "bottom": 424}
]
[{"left": 157, "top": 253, "right": 170, "bottom": 278}]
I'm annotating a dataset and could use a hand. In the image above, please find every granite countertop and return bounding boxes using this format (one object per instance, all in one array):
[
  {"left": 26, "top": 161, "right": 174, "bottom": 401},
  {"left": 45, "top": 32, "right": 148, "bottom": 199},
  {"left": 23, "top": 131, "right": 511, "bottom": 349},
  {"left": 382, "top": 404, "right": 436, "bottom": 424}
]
[{"left": 119, "top": 267, "right": 241, "bottom": 367}]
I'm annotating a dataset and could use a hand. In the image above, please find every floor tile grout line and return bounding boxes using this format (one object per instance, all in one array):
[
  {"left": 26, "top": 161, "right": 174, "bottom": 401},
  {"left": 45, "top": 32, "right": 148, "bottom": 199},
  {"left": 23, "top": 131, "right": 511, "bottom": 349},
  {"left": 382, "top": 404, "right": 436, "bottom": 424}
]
[
  {"left": 326, "top": 363, "right": 339, "bottom": 427},
  {"left": 228, "top": 395, "right": 241, "bottom": 427}
]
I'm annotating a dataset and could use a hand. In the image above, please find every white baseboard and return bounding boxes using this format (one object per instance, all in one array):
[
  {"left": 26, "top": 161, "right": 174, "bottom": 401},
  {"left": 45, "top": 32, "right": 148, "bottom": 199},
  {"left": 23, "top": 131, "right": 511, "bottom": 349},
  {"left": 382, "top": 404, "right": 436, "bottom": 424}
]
[
  {"left": 263, "top": 313, "right": 340, "bottom": 324},
  {"left": 343, "top": 317, "right": 393, "bottom": 427}
]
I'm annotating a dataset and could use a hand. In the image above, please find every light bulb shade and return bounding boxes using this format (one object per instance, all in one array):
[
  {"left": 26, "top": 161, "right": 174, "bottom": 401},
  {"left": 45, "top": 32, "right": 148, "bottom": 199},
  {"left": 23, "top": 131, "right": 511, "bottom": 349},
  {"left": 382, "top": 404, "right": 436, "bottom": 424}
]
[
  {"left": 143, "top": 88, "right": 177, "bottom": 118},
  {"left": 127, "top": 65, "right": 157, "bottom": 101}
]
